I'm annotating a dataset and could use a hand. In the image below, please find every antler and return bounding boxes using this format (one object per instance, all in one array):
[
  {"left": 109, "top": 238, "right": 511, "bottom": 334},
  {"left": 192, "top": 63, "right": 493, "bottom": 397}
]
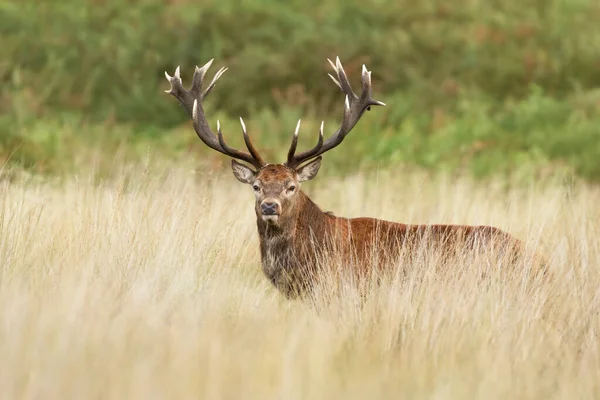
[
  {"left": 285, "top": 57, "right": 386, "bottom": 169},
  {"left": 164, "top": 60, "right": 266, "bottom": 169}
]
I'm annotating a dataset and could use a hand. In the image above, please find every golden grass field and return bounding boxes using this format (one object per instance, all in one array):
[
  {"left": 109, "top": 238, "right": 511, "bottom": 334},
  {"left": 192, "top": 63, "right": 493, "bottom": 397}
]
[{"left": 1, "top": 162, "right": 599, "bottom": 399}]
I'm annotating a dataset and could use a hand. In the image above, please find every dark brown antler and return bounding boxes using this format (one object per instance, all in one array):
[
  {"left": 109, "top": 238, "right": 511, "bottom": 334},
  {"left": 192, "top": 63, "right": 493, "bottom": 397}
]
[
  {"left": 285, "top": 57, "right": 386, "bottom": 169},
  {"left": 165, "top": 60, "right": 266, "bottom": 169}
]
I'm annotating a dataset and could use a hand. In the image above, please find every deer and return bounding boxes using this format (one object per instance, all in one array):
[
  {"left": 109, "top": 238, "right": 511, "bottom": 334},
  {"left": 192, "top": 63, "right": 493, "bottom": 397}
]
[{"left": 164, "top": 57, "right": 548, "bottom": 299}]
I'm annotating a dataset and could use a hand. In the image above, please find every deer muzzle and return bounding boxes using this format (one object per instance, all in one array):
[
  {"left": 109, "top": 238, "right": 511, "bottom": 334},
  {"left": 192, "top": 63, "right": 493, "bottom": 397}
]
[
  {"left": 260, "top": 199, "right": 281, "bottom": 224},
  {"left": 261, "top": 200, "right": 280, "bottom": 216}
]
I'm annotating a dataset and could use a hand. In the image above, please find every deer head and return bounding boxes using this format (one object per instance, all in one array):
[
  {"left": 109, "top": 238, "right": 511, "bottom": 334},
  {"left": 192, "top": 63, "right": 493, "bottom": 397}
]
[{"left": 164, "top": 57, "right": 385, "bottom": 227}]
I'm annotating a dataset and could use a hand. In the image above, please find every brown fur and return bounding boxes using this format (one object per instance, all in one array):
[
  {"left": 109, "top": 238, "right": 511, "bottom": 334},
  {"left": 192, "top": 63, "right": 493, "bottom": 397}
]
[{"left": 242, "top": 165, "right": 548, "bottom": 299}]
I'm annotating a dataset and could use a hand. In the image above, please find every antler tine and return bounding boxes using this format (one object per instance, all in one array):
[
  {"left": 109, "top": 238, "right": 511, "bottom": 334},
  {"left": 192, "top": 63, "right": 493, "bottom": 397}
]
[
  {"left": 286, "top": 121, "right": 324, "bottom": 167},
  {"left": 215, "top": 119, "right": 264, "bottom": 166},
  {"left": 286, "top": 119, "right": 303, "bottom": 166},
  {"left": 326, "top": 58, "right": 343, "bottom": 91},
  {"left": 361, "top": 64, "right": 386, "bottom": 107},
  {"left": 240, "top": 117, "right": 266, "bottom": 166},
  {"left": 285, "top": 58, "right": 385, "bottom": 169},
  {"left": 203, "top": 66, "right": 228, "bottom": 99},
  {"left": 189, "top": 59, "right": 213, "bottom": 101},
  {"left": 165, "top": 60, "right": 265, "bottom": 169},
  {"left": 333, "top": 56, "right": 357, "bottom": 100}
]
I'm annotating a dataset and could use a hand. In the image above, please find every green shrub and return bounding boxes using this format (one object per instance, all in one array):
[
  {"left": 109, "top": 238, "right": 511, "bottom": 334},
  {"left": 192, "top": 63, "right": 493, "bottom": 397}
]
[{"left": 1, "top": 0, "right": 599, "bottom": 181}]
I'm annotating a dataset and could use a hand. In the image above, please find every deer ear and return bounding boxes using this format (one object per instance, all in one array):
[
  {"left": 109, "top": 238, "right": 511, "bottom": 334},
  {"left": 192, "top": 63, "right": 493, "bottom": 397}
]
[
  {"left": 296, "top": 156, "right": 322, "bottom": 182},
  {"left": 231, "top": 160, "right": 256, "bottom": 184}
]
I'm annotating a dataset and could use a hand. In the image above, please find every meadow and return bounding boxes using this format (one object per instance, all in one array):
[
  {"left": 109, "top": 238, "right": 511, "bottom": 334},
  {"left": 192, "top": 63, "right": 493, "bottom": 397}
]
[{"left": 1, "top": 161, "right": 598, "bottom": 399}]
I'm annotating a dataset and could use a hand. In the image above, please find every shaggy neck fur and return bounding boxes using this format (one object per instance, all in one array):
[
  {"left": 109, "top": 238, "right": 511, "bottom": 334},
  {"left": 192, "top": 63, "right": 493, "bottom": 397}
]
[{"left": 256, "top": 191, "right": 334, "bottom": 298}]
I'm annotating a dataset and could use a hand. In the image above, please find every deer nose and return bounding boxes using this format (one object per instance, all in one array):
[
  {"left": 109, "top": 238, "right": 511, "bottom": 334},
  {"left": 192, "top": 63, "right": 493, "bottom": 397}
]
[{"left": 261, "top": 201, "right": 280, "bottom": 215}]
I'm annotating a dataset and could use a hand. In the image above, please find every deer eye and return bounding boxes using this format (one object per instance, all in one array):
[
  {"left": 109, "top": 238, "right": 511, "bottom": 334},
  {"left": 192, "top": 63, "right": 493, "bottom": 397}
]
[
  {"left": 287, "top": 185, "right": 296, "bottom": 193},
  {"left": 252, "top": 184, "right": 260, "bottom": 192}
]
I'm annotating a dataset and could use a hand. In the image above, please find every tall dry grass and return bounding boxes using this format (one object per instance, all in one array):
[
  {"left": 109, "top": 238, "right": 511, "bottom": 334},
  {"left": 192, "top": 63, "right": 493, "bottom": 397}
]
[{"left": 0, "top": 163, "right": 598, "bottom": 399}]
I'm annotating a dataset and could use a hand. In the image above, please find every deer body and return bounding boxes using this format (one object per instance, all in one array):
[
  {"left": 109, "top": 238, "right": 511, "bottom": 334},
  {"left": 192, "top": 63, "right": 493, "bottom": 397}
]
[
  {"left": 255, "top": 185, "right": 526, "bottom": 298},
  {"left": 164, "top": 57, "right": 546, "bottom": 299}
]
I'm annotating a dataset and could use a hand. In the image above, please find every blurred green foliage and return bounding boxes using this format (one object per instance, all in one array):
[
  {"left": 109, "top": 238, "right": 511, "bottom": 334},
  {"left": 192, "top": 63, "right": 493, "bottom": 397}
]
[{"left": 1, "top": 0, "right": 599, "bottom": 180}]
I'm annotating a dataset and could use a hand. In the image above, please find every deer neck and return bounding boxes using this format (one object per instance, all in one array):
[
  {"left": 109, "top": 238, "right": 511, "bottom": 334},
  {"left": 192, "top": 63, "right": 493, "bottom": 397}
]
[{"left": 256, "top": 191, "right": 330, "bottom": 298}]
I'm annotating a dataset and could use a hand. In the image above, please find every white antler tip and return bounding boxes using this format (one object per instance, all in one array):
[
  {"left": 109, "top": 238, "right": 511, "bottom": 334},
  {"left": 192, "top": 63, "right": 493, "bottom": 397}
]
[
  {"left": 202, "top": 58, "right": 214, "bottom": 70},
  {"left": 164, "top": 71, "right": 172, "bottom": 80},
  {"left": 239, "top": 117, "right": 247, "bottom": 132},
  {"left": 362, "top": 64, "right": 368, "bottom": 74},
  {"left": 174, "top": 66, "right": 180, "bottom": 79},
  {"left": 320, "top": 120, "right": 324, "bottom": 133},
  {"left": 294, "top": 119, "right": 301, "bottom": 137},
  {"left": 217, "top": 119, "right": 221, "bottom": 131},
  {"left": 192, "top": 99, "right": 198, "bottom": 119},
  {"left": 344, "top": 95, "right": 350, "bottom": 109},
  {"left": 336, "top": 56, "right": 341, "bottom": 67}
]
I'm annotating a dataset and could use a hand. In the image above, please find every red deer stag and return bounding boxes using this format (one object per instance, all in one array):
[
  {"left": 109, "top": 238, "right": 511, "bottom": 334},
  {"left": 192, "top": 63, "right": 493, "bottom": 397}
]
[{"left": 165, "top": 58, "right": 547, "bottom": 299}]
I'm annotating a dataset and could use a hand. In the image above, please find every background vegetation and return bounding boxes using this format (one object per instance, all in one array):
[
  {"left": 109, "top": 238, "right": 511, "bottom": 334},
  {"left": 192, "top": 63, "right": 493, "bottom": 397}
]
[{"left": 1, "top": 0, "right": 600, "bottom": 180}]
